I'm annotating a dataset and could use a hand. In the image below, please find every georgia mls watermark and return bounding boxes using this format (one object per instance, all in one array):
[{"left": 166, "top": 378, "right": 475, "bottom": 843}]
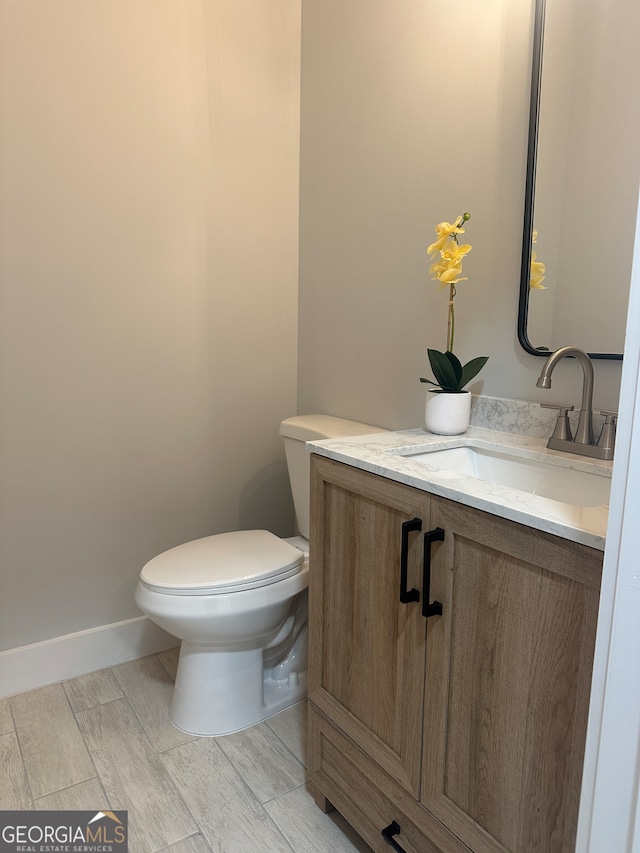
[{"left": 0, "top": 811, "right": 128, "bottom": 853}]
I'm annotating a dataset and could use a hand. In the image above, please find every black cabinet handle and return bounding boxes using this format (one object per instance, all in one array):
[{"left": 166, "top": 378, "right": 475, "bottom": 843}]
[
  {"left": 422, "top": 527, "right": 445, "bottom": 618},
  {"left": 381, "top": 820, "right": 408, "bottom": 852},
  {"left": 400, "top": 518, "right": 421, "bottom": 603}
]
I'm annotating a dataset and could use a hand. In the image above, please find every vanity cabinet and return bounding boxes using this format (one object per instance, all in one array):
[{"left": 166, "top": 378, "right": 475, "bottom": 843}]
[{"left": 307, "top": 455, "right": 602, "bottom": 853}]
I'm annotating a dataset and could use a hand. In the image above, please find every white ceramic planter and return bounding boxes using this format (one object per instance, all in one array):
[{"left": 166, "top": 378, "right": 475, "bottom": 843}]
[{"left": 424, "top": 390, "right": 471, "bottom": 435}]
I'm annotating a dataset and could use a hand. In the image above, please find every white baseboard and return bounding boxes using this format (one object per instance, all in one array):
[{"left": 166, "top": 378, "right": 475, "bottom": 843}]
[{"left": 0, "top": 616, "right": 178, "bottom": 699}]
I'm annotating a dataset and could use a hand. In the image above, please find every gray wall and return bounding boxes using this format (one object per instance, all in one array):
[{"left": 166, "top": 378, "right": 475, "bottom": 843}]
[
  {"left": 297, "top": 0, "right": 624, "bottom": 429},
  {"left": 0, "top": 0, "right": 301, "bottom": 651}
]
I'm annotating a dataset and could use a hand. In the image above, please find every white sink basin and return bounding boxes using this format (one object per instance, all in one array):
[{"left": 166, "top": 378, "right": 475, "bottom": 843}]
[{"left": 405, "top": 443, "right": 611, "bottom": 507}]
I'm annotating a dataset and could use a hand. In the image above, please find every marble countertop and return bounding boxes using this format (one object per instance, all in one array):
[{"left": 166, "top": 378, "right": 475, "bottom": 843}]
[{"left": 307, "top": 426, "right": 612, "bottom": 550}]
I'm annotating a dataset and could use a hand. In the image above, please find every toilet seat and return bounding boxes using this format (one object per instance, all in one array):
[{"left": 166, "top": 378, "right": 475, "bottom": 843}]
[{"left": 140, "top": 530, "right": 305, "bottom": 596}]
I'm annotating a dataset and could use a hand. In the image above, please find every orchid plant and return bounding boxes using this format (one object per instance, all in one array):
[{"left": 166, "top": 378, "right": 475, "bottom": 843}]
[{"left": 420, "top": 213, "right": 488, "bottom": 393}]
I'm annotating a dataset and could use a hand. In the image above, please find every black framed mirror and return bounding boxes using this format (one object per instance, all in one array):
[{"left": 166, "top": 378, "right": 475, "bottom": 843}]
[{"left": 518, "top": 0, "right": 638, "bottom": 360}]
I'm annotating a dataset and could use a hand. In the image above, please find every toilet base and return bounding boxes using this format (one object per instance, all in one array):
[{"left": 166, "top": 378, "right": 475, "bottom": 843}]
[{"left": 169, "top": 631, "right": 307, "bottom": 737}]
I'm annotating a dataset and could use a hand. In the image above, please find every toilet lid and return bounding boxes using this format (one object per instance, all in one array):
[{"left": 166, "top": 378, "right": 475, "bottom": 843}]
[{"left": 140, "top": 530, "right": 305, "bottom": 595}]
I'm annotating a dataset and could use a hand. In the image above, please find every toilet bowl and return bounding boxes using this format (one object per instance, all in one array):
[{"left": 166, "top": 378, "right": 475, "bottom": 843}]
[
  {"left": 135, "top": 415, "right": 386, "bottom": 737},
  {"left": 135, "top": 530, "right": 309, "bottom": 736}
]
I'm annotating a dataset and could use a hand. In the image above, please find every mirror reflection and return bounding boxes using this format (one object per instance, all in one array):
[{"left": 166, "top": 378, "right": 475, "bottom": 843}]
[{"left": 519, "top": 0, "right": 640, "bottom": 359}]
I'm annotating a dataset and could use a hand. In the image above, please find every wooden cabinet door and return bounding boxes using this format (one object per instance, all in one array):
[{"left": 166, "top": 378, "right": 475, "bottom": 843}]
[
  {"left": 421, "top": 496, "right": 602, "bottom": 853},
  {"left": 309, "top": 455, "right": 431, "bottom": 797}
]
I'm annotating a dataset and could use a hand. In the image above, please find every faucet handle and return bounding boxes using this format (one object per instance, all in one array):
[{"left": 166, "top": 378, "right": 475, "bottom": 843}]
[
  {"left": 599, "top": 410, "right": 618, "bottom": 423},
  {"left": 597, "top": 410, "right": 617, "bottom": 455},
  {"left": 541, "top": 402, "right": 574, "bottom": 441}
]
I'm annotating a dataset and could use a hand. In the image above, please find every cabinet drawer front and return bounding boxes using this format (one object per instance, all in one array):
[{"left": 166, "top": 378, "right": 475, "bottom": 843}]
[{"left": 308, "top": 704, "right": 470, "bottom": 853}]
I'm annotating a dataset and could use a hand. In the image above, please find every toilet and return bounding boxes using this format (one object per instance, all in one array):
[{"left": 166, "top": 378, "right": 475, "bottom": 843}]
[{"left": 134, "top": 414, "right": 386, "bottom": 736}]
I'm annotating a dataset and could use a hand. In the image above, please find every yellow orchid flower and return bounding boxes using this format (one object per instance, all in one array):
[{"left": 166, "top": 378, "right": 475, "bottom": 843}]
[
  {"left": 529, "top": 231, "right": 546, "bottom": 288},
  {"left": 530, "top": 251, "right": 546, "bottom": 289},
  {"left": 430, "top": 260, "right": 467, "bottom": 287},
  {"left": 438, "top": 274, "right": 468, "bottom": 289},
  {"left": 440, "top": 240, "right": 472, "bottom": 264},
  {"left": 427, "top": 216, "right": 467, "bottom": 256},
  {"left": 430, "top": 240, "right": 471, "bottom": 287}
]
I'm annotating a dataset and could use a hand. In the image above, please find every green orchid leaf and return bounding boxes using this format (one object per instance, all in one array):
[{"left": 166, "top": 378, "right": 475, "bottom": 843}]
[
  {"left": 459, "top": 356, "right": 489, "bottom": 389},
  {"left": 444, "top": 351, "right": 463, "bottom": 384},
  {"left": 420, "top": 377, "right": 441, "bottom": 385},
  {"left": 427, "top": 349, "right": 459, "bottom": 391}
]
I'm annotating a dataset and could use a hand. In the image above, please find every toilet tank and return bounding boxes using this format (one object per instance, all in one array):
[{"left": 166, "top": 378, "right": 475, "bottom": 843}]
[{"left": 279, "top": 415, "right": 388, "bottom": 539}]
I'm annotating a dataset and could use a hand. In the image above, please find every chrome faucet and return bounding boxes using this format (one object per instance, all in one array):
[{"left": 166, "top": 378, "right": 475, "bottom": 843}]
[{"left": 536, "top": 346, "right": 615, "bottom": 460}]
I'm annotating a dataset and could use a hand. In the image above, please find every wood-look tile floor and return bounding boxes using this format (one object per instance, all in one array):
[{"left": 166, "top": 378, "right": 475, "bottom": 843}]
[{"left": 0, "top": 648, "right": 373, "bottom": 853}]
